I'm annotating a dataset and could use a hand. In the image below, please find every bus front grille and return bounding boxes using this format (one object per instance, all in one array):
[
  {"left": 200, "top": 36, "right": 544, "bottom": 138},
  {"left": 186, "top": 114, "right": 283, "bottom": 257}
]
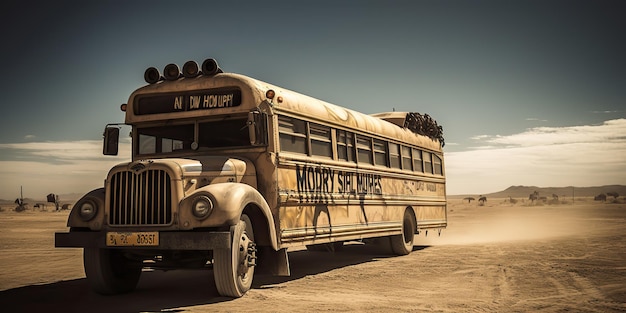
[{"left": 108, "top": 170, "right": 173, "bottom": 226}]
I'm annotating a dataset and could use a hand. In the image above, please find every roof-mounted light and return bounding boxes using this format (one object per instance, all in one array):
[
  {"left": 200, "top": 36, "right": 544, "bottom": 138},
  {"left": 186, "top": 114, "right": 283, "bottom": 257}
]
[
  {"left": 182, "top": 60, "right": 200, "bottom": 78},
  {"left": 164, "top": 63, "right": 181, "bottom": 81},
  {"left": 144, "top": 67, "right": 162, "bottom": 84},
  {"left": 201, "top": 58, "right": 223, "bottom": 76},
  {"left": 120, "top": 103, "right": 127, "bottom": 112}
]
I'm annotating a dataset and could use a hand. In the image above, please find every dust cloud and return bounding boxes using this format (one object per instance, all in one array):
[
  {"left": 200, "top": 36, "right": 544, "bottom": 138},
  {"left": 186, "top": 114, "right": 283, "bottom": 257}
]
[{"left": 419, "top": 201, "right": 607, "bottom": 246}]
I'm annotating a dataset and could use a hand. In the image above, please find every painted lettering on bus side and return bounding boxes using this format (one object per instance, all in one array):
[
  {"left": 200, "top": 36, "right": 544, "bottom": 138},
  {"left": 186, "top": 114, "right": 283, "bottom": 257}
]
[
  {"left": 296, "top": 164, "right": 334, "bottom": 194},
  {"left": 356, "top": 172, "right": 382, "bottom": 195},
  {"left": 416, "top": 181, "right": 437, "bottom": 193},
  {"left": 336, "top": 170, "right": 353, "bottom": 194},
  {"left": 295, "top": 165, "right": 382, "bottom": 202},
  {"left": 295, "top": 164, "right": 334, "bottom": 203}
]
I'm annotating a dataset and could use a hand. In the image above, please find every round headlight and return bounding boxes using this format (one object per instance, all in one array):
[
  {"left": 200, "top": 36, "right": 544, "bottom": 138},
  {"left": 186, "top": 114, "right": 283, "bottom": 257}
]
[
  {"left": 192, "top": 196, "right": 213, "bottom": 219},
  {"left": 79, "top": 200, "right": 97, "bottom": 221}
]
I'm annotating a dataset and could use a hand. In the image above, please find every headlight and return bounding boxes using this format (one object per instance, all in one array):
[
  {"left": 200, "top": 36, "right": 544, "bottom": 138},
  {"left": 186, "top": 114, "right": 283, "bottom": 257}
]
[
  {"left": 79, "top": 200, "right": 97, "bottom": 221},
  {"left": 192, "top": 196, "right": 213, "bottom": 219}
]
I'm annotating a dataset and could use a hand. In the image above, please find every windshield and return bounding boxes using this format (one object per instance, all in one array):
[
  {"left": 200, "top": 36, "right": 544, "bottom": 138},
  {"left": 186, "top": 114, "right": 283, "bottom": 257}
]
[{"left": 137, "top": 118, "right": 251, "bottom": 155}]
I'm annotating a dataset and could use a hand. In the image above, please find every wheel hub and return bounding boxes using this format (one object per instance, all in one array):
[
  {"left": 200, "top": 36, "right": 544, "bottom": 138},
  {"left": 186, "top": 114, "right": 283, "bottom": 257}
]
[{"left": 237, "top": 233, "right": 257, "bottom": 276}]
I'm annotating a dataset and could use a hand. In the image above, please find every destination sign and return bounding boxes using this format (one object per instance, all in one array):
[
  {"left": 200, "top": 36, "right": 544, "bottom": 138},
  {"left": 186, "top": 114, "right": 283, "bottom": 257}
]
[{"left": 135, "top": 88, "right": 242, "bottom": 115}]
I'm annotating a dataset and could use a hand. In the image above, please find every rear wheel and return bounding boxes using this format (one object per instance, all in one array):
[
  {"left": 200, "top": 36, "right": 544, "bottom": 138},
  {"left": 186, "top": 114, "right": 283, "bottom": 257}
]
[
  {"left": 214, "top": 214, "right": 256, "bottom": 297},
  {"left": 83, "top": 248, "right": 142, "bottom": 295},
  {"left": 390, "top": 209, "right": 416, "bottom": 255}
]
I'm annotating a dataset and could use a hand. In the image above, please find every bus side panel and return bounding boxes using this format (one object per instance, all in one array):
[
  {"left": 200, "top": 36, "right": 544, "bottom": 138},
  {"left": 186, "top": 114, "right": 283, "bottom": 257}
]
[
  {"left": 276, "top": 161, "right": 446, "bottom": 244},
  {"left": 413, "top": 206, "right": 447, "bottom": 228}
]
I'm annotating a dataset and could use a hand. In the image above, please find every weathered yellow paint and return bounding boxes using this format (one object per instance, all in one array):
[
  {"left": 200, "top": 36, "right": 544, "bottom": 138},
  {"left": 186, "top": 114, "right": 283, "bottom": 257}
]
[{"left": 116, "top": 71, "right": 446, "bottom": 248}]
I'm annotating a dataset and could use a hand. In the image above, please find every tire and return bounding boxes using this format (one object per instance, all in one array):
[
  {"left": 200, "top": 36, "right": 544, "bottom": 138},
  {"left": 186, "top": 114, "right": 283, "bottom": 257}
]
[
  {"left": 83, "top": 248, "right": 142, "bottom": 295},
  {"left": 390, "top": 209, "right": 416, "bottom": 255},
  {"left": 214, "top": 214, "right": 256, "bottom": 297}
]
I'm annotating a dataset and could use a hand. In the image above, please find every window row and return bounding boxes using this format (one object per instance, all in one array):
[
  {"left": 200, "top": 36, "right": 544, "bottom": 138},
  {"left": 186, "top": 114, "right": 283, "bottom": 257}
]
[
  {"left": 137, "top": 118, "right": 251, "bottom": 155},
  {"left": 278, "top": 116, "right": 443, "bottom": 175}
]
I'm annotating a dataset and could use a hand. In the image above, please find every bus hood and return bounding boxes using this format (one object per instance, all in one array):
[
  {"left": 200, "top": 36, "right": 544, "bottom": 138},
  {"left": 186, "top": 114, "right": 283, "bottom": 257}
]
[{"left": 110, "top": 157, "right": 256, "bottom": 190}]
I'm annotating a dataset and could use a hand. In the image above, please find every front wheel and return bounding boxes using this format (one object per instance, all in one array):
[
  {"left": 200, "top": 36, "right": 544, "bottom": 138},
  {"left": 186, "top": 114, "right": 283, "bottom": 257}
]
[
  {"left": 390, "top": 209, "right": 416, "bottom": 255},
  {"left": 83, "top": 248, "right": 142, "bottom": 295},
  {"left": 214, "top": 214, "right": 256, "bottom": 297}
]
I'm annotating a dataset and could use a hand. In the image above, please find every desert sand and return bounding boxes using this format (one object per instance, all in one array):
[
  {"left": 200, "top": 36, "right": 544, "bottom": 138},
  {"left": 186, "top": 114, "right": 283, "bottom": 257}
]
[{"left": 0, "top": 199, "right": 625, "bottom": 312}]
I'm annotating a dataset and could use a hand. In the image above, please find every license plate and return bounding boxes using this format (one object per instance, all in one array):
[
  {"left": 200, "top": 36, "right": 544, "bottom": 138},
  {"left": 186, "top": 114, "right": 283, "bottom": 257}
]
[{"left": 106, "top": 232, "right": 159, "bottom": 247}]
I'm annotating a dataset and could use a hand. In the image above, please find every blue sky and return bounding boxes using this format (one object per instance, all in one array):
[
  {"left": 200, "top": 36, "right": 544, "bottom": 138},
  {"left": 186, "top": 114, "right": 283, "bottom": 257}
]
[{"left": 0, "top": 0, "right": 625, "bottom": 199}]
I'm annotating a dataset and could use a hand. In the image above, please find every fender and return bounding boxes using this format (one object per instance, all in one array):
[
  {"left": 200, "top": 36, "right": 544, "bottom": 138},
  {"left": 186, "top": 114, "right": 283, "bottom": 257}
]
[
  {"left": 66, "top": 188, "right": 106, "bottom": 230},
  {"left": 179, "top": 182, "right": 280, "bottom": 251}
]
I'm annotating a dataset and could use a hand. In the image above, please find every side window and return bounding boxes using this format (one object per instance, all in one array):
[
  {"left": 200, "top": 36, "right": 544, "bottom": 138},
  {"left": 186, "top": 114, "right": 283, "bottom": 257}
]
[
  {"left": 412, "top": 148, "right": 423, "bottom": 172},
  {"left": 389, "top": 143, "right": 401, "bottom": 169},
  {"left": 402, "top": 146, "right": 412, "bottom": 170},
  {"left": 423, "top": 151, "right": 433, "bottom": 174},
  {"left": 373, "top": 139, "right": 387, "bottom": 167},
  {"left": 278, "top": 116, "right": 307, "bottom": 154},
  {"left": 433, "top": 154, "right": 443, "bottom": 175},
  {"left": 337, "top": 130, "right": 356, "bottom": 162},
  {"left": 356, "top": 135, "right": 373, "bottom": 165},
  {"left": 309, "top": 122, "right": 332, "bottom": 158}
]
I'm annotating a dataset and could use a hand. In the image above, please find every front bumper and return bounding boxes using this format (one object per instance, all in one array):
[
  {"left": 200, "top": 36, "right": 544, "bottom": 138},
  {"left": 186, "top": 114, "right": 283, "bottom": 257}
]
[{"left": 55, "top": 231, "right": 231, "bottom": 250}]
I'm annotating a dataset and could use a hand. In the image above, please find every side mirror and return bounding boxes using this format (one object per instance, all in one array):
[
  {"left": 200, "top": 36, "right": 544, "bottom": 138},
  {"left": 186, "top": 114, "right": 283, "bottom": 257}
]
[
  {"left": 248, "top": 111, "right": 268, "bottom": 146},
  {"left": 103, "top": 127, "right": 120, "bottom": 155}
]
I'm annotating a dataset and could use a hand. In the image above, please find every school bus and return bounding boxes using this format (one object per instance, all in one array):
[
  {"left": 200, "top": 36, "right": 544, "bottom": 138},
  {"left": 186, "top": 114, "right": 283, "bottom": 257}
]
[{"left": 55, "top": 58, "right": 447, "bottom": 297}]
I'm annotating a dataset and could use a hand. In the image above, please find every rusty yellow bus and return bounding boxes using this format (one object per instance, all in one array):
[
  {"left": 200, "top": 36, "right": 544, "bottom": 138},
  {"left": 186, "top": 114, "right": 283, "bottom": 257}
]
[{"left": 55, "top": 58, "right": 447, "bottom": 297}]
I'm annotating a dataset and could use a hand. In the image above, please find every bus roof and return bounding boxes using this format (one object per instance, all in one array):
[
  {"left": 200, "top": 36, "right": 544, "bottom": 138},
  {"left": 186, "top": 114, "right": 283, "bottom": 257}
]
[{"left": 126, "top": 72, "right": 443, "bottom": 152}]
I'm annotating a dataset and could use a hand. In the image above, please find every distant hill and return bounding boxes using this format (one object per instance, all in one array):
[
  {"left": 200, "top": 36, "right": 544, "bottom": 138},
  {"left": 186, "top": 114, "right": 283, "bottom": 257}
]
[{"left": 450, "top": 185, "right": 626, "bottom": 199}]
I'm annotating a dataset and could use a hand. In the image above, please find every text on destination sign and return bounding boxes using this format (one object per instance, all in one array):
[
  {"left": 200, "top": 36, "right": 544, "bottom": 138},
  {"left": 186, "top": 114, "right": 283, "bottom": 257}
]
[{"left": 135, "top": 88, "right": 242, "bottom": 115}]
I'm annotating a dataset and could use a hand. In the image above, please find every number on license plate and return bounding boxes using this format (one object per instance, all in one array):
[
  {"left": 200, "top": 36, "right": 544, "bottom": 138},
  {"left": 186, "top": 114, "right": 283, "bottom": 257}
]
[{"left": 106, "top": 232, "right": 159, "bottom": 246}]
